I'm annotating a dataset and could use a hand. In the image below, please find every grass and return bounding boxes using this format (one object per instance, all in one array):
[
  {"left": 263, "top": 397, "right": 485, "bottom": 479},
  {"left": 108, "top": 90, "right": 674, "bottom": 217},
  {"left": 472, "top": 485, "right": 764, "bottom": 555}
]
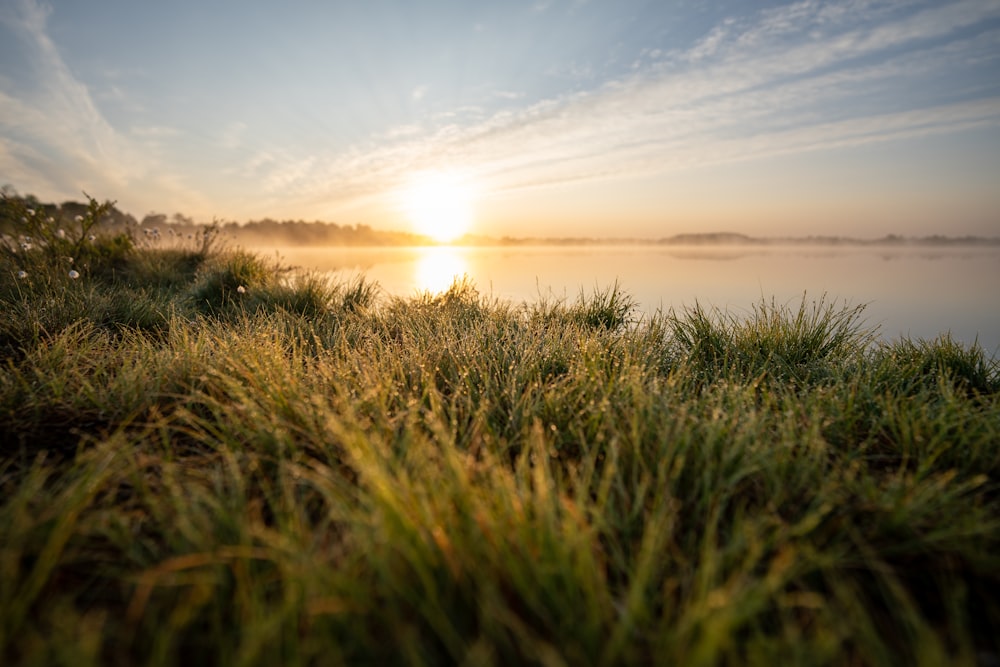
[{"left": 1, "top": 196, "right": 998, "bottom": 666}]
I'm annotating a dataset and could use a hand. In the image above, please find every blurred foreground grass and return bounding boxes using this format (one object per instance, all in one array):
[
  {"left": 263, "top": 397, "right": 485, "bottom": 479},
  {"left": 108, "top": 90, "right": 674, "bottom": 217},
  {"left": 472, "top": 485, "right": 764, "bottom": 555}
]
[{"left": 1, "top": 196, "right": 999, "bottom": 666}]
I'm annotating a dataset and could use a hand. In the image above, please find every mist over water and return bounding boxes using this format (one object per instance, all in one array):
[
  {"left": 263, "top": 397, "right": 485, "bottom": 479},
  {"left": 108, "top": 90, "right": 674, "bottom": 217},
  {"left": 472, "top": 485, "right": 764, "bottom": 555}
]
[{"left": 266, "top": 244, "right": 1000, "bottom": 355}]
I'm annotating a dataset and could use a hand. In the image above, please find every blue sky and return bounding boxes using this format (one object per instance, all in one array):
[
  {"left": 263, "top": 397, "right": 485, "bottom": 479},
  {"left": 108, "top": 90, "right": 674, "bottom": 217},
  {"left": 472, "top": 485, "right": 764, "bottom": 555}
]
[{"left": 1, "top": 0, "right": 999, "bottom": 238}]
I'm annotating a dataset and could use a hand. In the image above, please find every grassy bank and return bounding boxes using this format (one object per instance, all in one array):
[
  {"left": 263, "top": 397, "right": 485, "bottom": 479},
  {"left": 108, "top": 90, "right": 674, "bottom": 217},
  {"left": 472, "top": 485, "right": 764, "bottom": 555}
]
[{"left": 1, "top": 198, "right": 999, "bottom": 666}]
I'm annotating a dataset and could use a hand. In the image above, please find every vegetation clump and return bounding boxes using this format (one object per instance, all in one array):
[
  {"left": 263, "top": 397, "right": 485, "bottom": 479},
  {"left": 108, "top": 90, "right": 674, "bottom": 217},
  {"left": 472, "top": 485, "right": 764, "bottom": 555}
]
[{"left": 0, "top": 196, "right": 998, "bottom": 666}]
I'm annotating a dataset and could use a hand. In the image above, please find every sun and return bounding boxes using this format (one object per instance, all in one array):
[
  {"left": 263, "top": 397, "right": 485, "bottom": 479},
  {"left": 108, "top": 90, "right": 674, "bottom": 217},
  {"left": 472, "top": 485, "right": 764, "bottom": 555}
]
[{"left": 399, "top": 171, "right": 476, "bottom": 243}]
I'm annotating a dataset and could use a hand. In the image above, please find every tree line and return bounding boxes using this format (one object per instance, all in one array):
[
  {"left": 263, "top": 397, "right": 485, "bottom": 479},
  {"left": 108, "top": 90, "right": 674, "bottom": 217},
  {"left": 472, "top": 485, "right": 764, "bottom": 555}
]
[{"left": 1, "top": 187, "right": 430, "bottom": 246}]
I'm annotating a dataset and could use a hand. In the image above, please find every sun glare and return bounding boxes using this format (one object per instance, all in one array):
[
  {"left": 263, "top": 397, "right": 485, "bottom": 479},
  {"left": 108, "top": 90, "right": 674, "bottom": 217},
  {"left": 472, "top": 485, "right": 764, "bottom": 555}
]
[
  {"left": 415, "top": 246, "right": 467, "bottom": 293},
  {"left": 400, "top": 171, "right": 476, "bottom": 243}
]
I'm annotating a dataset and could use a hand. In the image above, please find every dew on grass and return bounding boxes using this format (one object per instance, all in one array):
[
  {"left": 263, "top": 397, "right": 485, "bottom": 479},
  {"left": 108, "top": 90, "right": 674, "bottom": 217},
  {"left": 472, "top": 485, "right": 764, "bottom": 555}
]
[{"left": 68, "top": 270, "right": 80, "bottom": 280}]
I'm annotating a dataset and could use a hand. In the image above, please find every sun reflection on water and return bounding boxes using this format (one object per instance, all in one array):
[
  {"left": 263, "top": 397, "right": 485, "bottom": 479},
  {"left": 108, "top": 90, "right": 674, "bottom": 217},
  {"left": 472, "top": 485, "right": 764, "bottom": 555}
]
[{"left": 415, "top": 246, "right": 468, "bottom": 294}]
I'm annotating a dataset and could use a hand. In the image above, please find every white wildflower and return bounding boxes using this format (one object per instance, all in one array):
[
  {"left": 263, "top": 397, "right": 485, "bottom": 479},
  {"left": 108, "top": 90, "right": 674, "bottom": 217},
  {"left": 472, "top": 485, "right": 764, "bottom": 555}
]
[
  {"left": 67, "top": 257, "right": 74, "bottom": 264},
  {"left": 20, "top": 242, "right": 31, "bottom": 251},
  {"left": 74, "top": 215, "right": 83, "bottom": 222},
  {"left": 26, "top": 208, "right": 35, "bottom": 216},
  {"left": 17, "top": 270, "right": 27, "bottom": 279},
  {"left": 237, "top": 285, "right": 246, "bottom": 294},
  {"left": 68, "top": 269, "right": 80, "bottom": 279},
  {"left": 57, "top": 228, "right": 66, "bottom": 239},
  {"left": 88, "top": 234, "right": 96, "bottom": 242}
]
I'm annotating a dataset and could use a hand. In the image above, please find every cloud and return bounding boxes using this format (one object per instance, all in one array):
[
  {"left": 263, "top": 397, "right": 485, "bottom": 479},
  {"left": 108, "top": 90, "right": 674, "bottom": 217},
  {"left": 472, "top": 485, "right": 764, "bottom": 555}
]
[
  {"left": 262, "top": 0, "right": 1000, "bottom": 214},
  {"left": 4, "top": 0, "right": 997, "bottom": 224},
  {"left": 0, "top": 0, "right": 202, "bottom": 210},
  {"left": 686, "top": 20, "right": 733, "bottom": 62},
  {"left": 493, "top": 90, "right": 526, "bottom": 100},
  {"left": 0, "top": 1, "right": 134, "bottom": 180}
]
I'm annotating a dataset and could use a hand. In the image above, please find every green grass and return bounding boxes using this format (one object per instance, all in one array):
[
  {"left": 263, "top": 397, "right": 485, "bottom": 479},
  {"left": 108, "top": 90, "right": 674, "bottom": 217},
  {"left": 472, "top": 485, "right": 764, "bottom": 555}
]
[{"left": 1, "top": 197, "right": 998, "bottom": 666}]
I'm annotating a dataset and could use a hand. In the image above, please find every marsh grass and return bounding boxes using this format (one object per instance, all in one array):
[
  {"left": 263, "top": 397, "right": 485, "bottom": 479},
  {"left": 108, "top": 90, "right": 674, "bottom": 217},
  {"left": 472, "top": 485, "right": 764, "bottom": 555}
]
[{"left": 0, "top": 213, "right": 998, "bottom": 666}]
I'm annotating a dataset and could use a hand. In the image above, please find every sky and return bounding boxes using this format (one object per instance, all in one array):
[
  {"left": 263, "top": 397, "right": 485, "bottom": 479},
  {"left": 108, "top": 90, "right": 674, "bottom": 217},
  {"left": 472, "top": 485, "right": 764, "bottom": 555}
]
[{"left": 1, "top": 0, "right": 999, "bottom": 240}]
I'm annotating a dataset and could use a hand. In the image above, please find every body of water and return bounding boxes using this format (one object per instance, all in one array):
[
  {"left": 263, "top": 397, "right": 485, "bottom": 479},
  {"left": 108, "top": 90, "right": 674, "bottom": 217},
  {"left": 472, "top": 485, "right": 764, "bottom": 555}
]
[{"left": 261, "top": 244, "right": 1000, "bottom": 355}]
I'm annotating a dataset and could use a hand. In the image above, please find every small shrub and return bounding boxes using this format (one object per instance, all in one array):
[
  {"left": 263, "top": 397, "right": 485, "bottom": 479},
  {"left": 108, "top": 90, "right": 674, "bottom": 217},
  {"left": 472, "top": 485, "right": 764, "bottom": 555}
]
[
  {"left": 267, "top": 272, "right": 340, "bottom": 317},
  {"left": 571, "top": 280, "right": 637, "bottom": 331},
  {"left": 188, "top": 250, "right": 280, "bottom": 315},
  {"left": 340, "top": 275, "right": 380, "bottom": 314},
  {"left": 669, "top": 294, "right": 873, "bottom": 388},
  {"left": 0, "top": 192, "right": 134, "bottom": 285},
  {"left": 874, "top": 334, "right": 999, "bottom": 397}
]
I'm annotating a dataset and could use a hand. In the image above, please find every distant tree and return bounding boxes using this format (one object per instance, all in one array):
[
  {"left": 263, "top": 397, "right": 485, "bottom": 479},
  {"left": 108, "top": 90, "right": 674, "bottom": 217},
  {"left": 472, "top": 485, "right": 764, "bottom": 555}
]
[{"left": 141, "top": 213, "right": 168, "bottom": 228}]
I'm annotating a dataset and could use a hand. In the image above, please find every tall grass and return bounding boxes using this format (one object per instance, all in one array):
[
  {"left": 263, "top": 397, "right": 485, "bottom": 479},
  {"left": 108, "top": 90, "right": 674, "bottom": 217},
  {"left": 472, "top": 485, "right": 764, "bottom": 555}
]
[{"left": 0, "top": 208, "right": 998, "bottom": 665}]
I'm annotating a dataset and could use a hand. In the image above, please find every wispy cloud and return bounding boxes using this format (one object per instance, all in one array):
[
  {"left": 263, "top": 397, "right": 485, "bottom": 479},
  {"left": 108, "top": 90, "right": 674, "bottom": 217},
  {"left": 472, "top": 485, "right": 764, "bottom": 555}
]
[
  {"left": 686, "top": 19, "right": 734, "bottom": 62},
  {"left": 259, "top": 0, "right": 1000, "bottom": 214},
  {"left": 0, "top": 0, "right": 202, "bottom": 210},
  {"left": 493, "top": 90, "right": 526, "bottom": 101}
]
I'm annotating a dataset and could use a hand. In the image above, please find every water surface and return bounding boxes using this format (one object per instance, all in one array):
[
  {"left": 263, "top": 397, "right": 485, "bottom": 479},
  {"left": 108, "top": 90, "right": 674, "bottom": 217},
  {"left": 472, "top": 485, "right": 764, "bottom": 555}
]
[{"left": 263, "top": 244, "right": 1000, "bottom": 355}]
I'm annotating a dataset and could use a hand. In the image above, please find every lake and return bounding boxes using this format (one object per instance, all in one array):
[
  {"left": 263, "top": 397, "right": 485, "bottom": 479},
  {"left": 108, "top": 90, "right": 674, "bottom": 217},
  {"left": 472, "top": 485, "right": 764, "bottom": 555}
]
[{"left": 261, "top": 244, "right": 1000, "bottom": 356}]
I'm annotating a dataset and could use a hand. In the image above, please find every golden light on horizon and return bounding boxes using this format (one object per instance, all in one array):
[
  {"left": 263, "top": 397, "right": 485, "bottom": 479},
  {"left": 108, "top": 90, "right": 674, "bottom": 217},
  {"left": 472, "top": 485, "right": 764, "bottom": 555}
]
[{"left": 398, "top": 170, "right": 477, "bottom": 243}]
